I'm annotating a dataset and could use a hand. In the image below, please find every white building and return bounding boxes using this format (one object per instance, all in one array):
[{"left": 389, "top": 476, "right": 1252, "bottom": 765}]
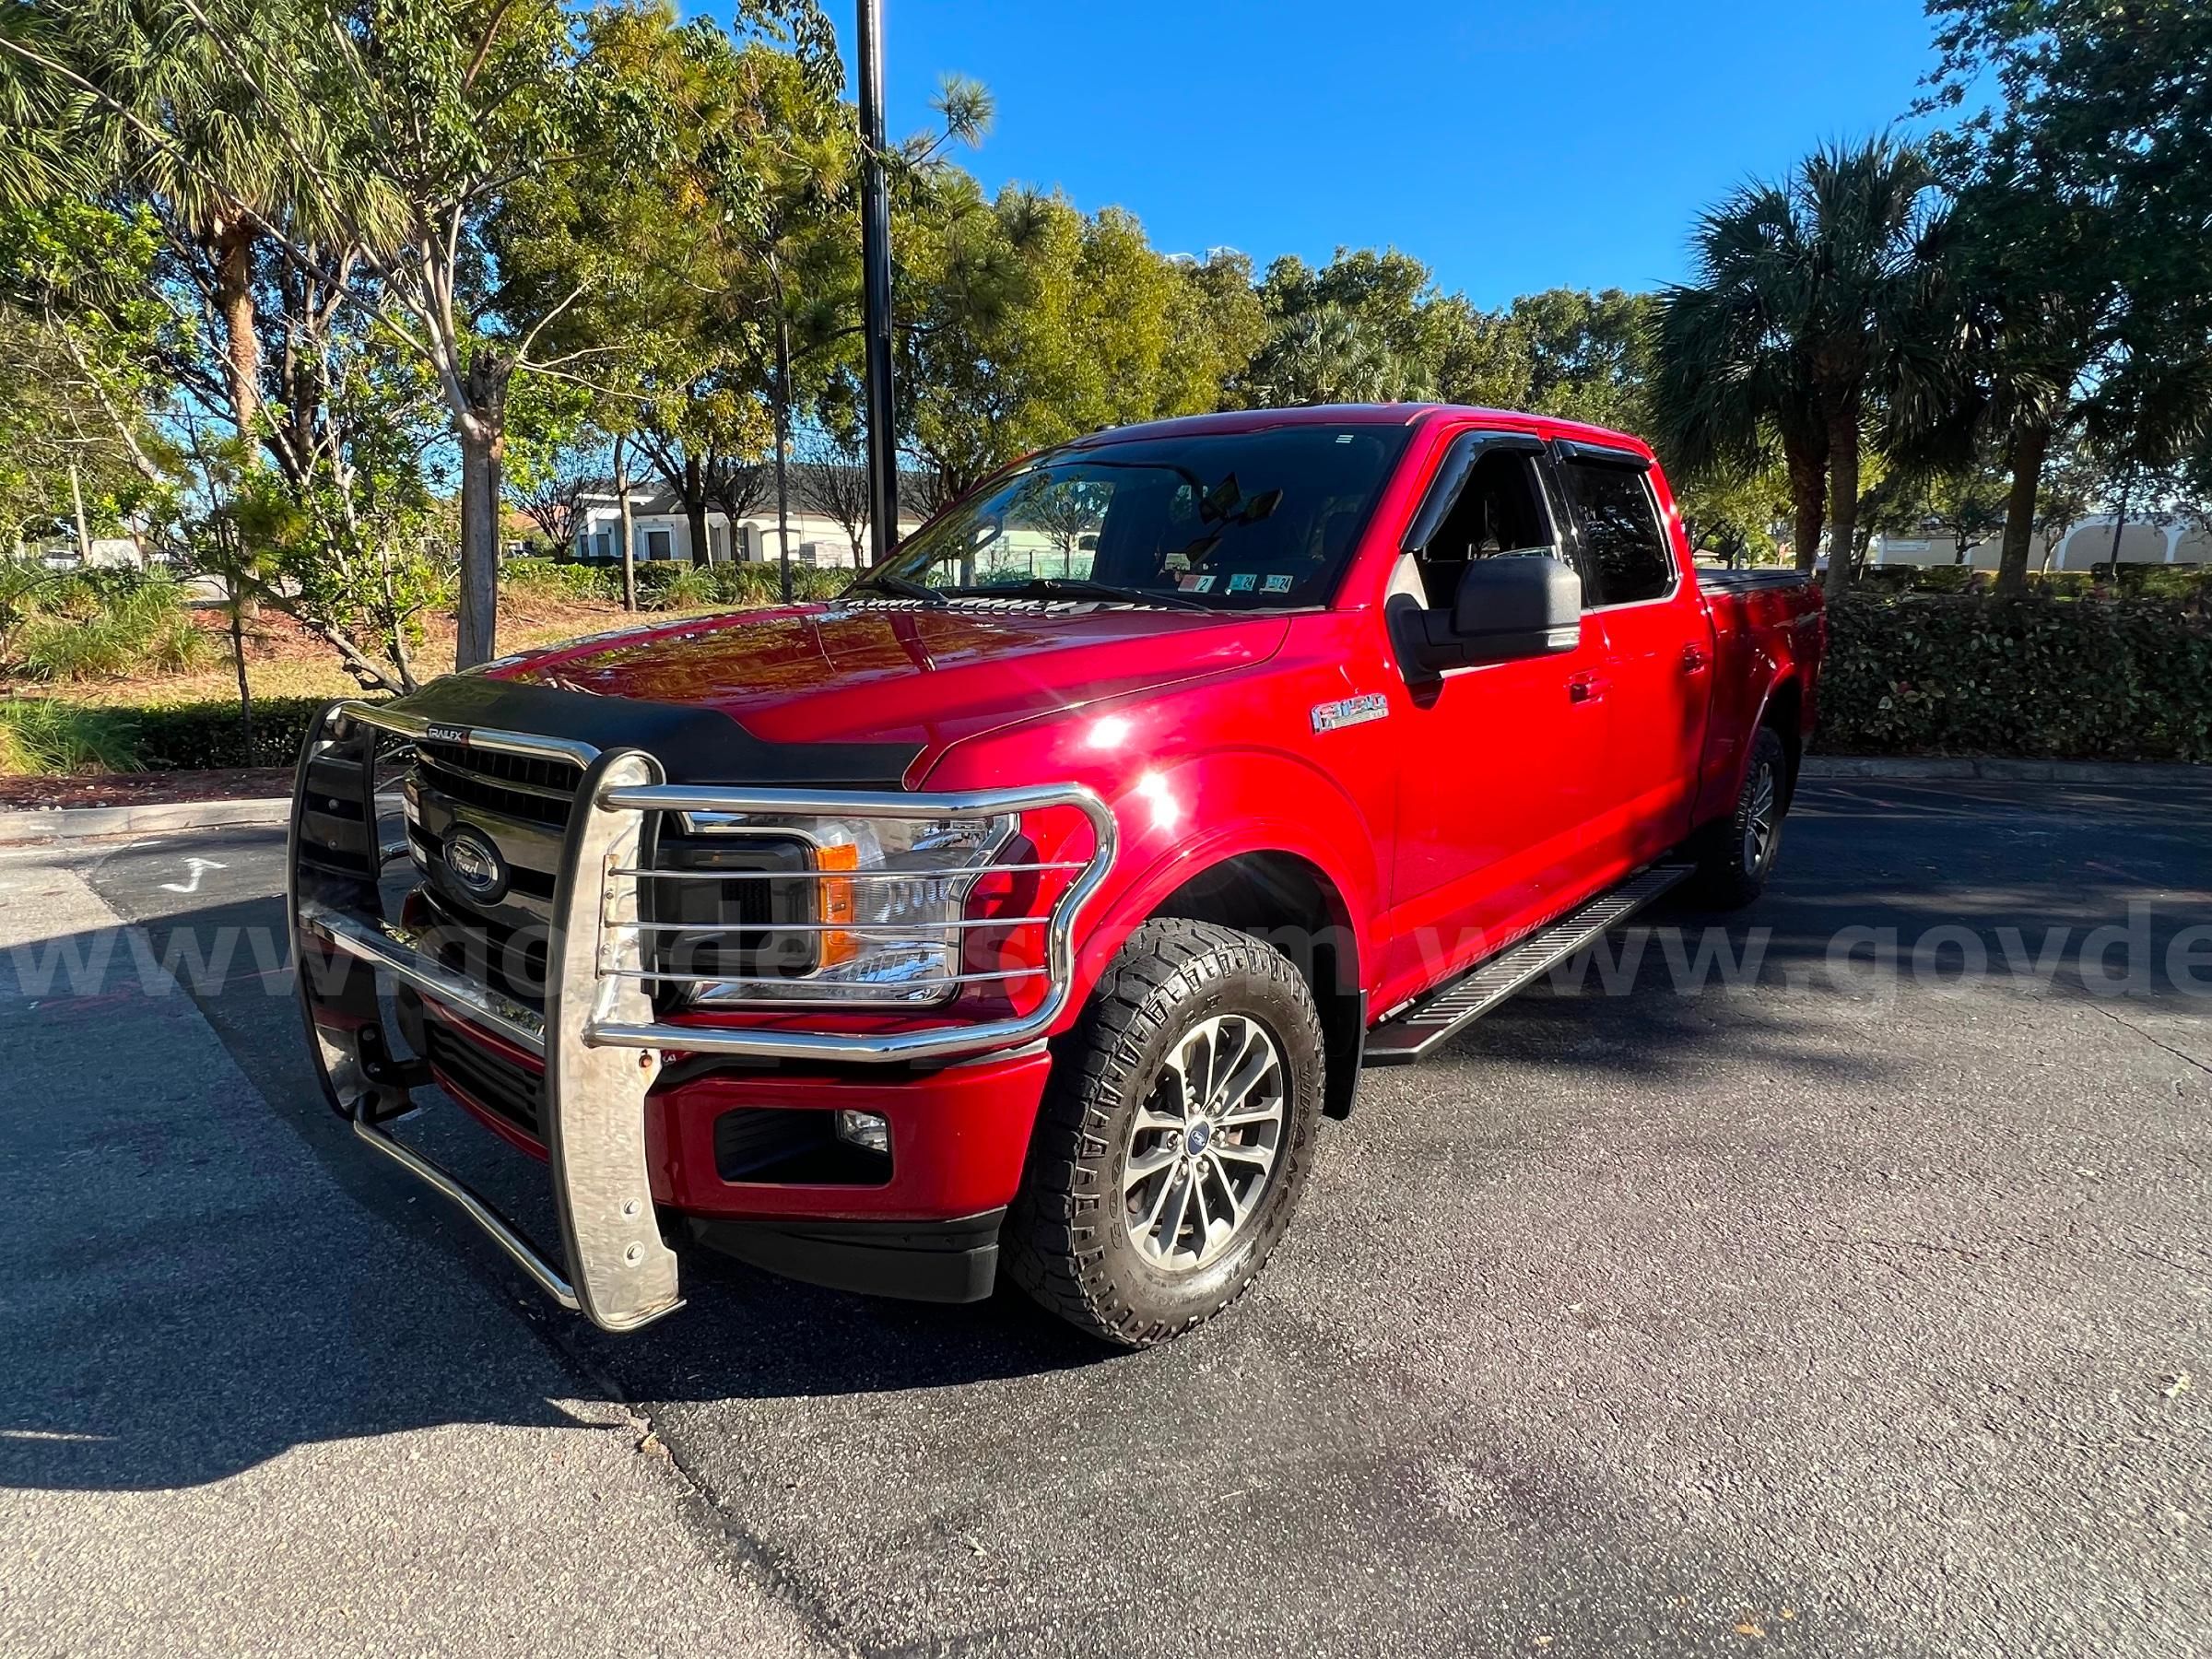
[
  {"left": 566, "top": 469, "right": 924, "bottom": 571},
  {"left": 1870, "top": 513, "right": 2211, "bottom": 571}
]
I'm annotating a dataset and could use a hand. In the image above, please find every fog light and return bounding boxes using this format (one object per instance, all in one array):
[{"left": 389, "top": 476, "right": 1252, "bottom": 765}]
[{"left": 832, "top": 1109, "right": 890, "bottom": 1157}]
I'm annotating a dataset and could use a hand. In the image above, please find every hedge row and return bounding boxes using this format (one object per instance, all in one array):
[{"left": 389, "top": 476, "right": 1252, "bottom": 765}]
[
  {"left": 1818, "top": 593, "right": 2212, "bottom": 762},
  {"left": 130, "top": 696, "right": 344, "bottom": 770},
  {"left": 1853, "top": 562, "right": 2209, "bottom": 606},
  {"left": 509, "top": 555, "right": 855, "bottom": 610}
]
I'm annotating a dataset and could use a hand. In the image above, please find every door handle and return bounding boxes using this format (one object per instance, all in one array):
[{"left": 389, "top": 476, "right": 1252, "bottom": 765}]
[
  {"left": 1568, "top": 672, "right": 1609, "bottom": 704},
  {"left": 1680, "top": 643, "right": 1712, "bottom": 674}
]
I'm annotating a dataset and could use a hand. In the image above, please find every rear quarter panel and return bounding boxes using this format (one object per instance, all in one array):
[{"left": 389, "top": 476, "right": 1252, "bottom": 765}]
[{"left": 1691, "top": 574, "right": 1825, "bottom": 827}]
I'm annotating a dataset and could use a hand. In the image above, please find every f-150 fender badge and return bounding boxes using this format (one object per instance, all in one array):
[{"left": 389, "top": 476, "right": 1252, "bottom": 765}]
[
  {"left": 425, "top": 724, "right": 471, "bottom": 747},
  {"left": 1311, "top": 693, "right": 1390, "bottom": 733}
]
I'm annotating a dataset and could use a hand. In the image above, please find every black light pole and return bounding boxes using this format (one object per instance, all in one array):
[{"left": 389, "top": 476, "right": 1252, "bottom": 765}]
[{"left": 856, "top": 0, "right": 899, "bottom": 564}]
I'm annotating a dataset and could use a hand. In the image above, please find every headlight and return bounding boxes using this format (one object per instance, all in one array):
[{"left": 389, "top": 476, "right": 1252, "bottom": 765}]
[{"left": 656, "top": 809, "right": 1019, "bottom": 1006}]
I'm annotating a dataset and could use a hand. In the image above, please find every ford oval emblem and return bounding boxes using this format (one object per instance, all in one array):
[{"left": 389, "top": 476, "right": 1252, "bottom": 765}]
[{"left": 442, "top": 826, "right": 509, "bottom": 902}]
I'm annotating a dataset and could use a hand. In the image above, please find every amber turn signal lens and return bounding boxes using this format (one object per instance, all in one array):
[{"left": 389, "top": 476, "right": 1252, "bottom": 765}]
[{"left": 815, "top": 841, "right": 861, "bottom": 967}]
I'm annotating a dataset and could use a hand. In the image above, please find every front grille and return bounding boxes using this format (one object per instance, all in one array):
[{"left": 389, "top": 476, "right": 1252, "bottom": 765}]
[
  {"left": 413, "top": 740, "right": 579, "bottom": 830},
  {"left": 418, "top": 889, "right": 552, "bottom": 1008},
  {"left": 406, "top": 737, "right": 824, "bottom": 1005},
  {"left": 424, "top": 1018, "right": 544, "bottom": 1139}
]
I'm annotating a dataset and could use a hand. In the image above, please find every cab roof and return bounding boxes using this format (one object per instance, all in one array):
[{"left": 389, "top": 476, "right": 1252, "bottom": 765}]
[{"left": 1065, "top": 403, "right": 1654, "bottom": 460}]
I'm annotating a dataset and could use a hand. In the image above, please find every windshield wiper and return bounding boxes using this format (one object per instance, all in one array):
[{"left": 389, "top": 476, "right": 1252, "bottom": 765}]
[
  {"left": 1003, "top": 578, "right": 1209, "bottom": 612},
  {"left": 850, "top": 571, "right": 948, "bottom": 606}
]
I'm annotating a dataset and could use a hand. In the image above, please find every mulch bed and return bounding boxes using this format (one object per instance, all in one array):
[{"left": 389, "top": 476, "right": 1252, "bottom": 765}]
[{"left": 0, "top": 768, "right": 295, "bottom": 811}]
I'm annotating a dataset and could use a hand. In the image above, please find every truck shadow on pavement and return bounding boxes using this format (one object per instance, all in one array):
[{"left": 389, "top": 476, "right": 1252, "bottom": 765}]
[
  {"left": 6, "top": 775, "right": 2205, "bottom": 1493},
  {"left": 0, "top": 884, "right": 1112, "bottom": 1495}
]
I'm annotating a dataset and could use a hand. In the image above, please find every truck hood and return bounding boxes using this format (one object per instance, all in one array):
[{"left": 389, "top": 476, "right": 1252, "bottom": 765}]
[{"left": 486, "top": 600, "right": 1288, "bottom": 774}]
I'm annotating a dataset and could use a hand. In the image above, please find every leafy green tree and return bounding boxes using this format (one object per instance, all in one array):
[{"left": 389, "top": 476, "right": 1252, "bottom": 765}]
[
  {"left": 1927, "top": 2, "right": 2212, "bottom": 594},
  {"left": 0, "top": 198, "right": 177, "bottom": 547},
  {"left": 1427, "top": 294, "right": 1534, "bottom": 410},
  {"left": 1510, "top": 288, "right": 1655, "bottom": 433},
  {"left": 900, "top": 183, "right": 1243, "bottom": 499},
  {"left": 1245, "top": 302, "right": 1408, "bottom": 406},
  {"left": 1159, "top": 249, "right": 1267, "bottom": 415},
  {"left": 163, "top": 0, "right": 812, "bottom": 666},
  {"left": 1246, "top": 249, "right": 1440, "bottom": 406},
  {"left": 1676, "top": 462, "right": 1789, "bottom": 567},
  {"left": 1938, "top": 180, "right": 2114, "bottom": 594},
  {"left": 0, "top": 0, "right": 320, "bottom": 441},
  {"left": 1921, "top": 457, "right": 2011, "bottom": 565},
  {"left": 2032, "top": 434, "right": 2105, "bottom": 569}
]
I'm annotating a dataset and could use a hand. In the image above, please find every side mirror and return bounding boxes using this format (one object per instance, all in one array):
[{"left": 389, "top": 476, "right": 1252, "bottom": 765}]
[{"left": 1389, "top": 553, "right": 1583, "bottom": 677}]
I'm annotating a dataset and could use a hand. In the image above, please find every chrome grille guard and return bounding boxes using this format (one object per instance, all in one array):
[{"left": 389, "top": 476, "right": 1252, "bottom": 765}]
[{"left": 288, "top": 699, "right": 1116, "bottom": 1333}]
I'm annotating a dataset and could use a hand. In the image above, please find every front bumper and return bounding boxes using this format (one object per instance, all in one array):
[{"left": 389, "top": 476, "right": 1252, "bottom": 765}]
[{"left": 288, "top": 699, "right": 1112, "bottom": 1332}]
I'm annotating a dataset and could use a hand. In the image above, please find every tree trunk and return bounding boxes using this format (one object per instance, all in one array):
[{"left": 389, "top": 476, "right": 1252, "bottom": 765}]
[
  {"left": 774, "top": 313, "right": 794, "bottom": 605},
  {"left": 2106, "top": 467, "right": 2132, "bottom": 574},
  {"left": 213, "top": 221, "right": 261, "bottom": 440},
  {"left": 1822, "top": 398, "right": 1860, "bottom": 601},
  {"left": 229, "top": 583, "right": 253, "bottom": 757},
  {"left": 68, "top": 463, "right": 92, "bottom": 562},
  {"left": 1785, "top": 437, "right": 1827, "bottom": 576},
  {"left": 684, "top": 453, "right": 712, "bottom": 569},
  {"left": 1994, "top": 418, "right": 2050, "bottom": 596},
  {"left": 615, "top": 434, "right": 638, "bottom": 612},
  {"left": 455, "top": 422, "right": 503, "bottom": 668}
]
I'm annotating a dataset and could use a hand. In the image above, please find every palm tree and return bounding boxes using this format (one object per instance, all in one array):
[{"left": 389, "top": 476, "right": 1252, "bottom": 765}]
[
  {"left": 1249, "top": 304, "right": 1422, "bottom": 407},
  {"left": 1655, "top": 139, "right": 1955, "bottom": 595},
  {"left": 0, "top": 0, "right": 317, "bottom": 441},
  {"left": 1654, "top": 181, "right": 1829, "bottom": 575}
]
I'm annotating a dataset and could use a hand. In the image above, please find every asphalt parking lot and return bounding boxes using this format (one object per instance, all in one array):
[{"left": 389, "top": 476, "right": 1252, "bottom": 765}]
[{"left": 2, "top": 776, "right": 2207, "bottom": 1657}]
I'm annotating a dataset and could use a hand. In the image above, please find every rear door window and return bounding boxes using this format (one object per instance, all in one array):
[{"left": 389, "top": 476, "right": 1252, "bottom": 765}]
[{"left": 1559, "top": 458, "right": 1673, "bottom": 606}]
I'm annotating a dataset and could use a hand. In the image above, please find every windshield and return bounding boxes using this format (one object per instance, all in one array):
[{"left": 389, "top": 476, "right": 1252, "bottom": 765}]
[{"left": 854, "top": 423, "right": 1412, "bottom": 610}]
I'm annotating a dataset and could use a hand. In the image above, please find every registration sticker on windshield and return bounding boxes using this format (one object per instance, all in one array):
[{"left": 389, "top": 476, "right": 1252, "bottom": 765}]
[
  {"left": 1178, "top": 573, "right": 1216, "bottom": 593},
  {"left": 1311, "top": 693, "right": 1390, "bottom": 733},
  {"left": 1263, "top": 574, "right": 1294, "bottom": 594},
  {"left": 1228, "top": 572, "right": 1256, "bottom": 592}
]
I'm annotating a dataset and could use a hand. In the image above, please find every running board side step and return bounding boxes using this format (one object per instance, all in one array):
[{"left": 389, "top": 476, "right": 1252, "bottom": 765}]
[{"left": 1363, "top": 865, "right": 1696, "bottom": 1065}]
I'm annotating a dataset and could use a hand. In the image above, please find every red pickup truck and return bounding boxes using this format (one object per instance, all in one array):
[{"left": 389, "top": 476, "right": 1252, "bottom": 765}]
[{"left": 289, "top": 404, "right": 1822, "bottom": 1347}]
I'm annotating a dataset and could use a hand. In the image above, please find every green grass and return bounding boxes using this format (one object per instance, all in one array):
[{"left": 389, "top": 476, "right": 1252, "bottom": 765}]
[
  {"left": 0, "top": 697, "right": 140, "bottom": 775},
  {"left": 1, "top": 569, "right": 217, "bottom": 684}
]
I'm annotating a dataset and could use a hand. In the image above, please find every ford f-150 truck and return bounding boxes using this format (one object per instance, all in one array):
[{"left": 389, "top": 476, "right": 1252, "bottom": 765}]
[{"left": 289, "top": 404, "right": 1823, "bottom": 1347}]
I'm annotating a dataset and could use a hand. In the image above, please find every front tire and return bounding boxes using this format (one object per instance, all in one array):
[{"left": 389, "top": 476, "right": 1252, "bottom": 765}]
[
  {"left": 1006, "top": 919, "right": 1325, "bottom": 1347},
  {"left": 1688, "top": 724, "right": 1788, "bottom": 909}
]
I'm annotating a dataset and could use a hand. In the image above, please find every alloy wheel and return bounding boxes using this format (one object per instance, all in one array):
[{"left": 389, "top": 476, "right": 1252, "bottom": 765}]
[
  {"left": 1743, "top": 760, "right": 1779, "bottom": 877},
  {"left": 1121, "top": 1012, "right": 1287, "bottom": 1272}
]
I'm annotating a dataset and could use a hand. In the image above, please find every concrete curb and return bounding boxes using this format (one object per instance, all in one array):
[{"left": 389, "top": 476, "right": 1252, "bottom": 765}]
[
  {"left": 0, "top": 795, "right": 294, "bottom": 845},
  {"left": 1801, "top": 754, "right": 2210, "bottom": 785}
]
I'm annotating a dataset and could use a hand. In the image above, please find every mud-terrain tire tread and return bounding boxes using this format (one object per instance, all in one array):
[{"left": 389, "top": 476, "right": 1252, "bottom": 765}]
[{"left": 1005, "top": 918, "right": 1324, "bottom": 1348}]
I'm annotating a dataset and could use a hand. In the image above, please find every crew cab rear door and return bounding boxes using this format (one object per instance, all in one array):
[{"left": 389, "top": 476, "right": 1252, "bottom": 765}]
[
  {"left": 1549, "top": 441, "right": 1715, "bottom": 865},
  {"left": 1379, "top": 429, "right": 1612, "bottom": 988}
]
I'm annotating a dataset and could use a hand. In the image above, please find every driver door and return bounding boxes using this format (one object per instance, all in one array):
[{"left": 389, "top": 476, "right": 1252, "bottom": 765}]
[{"left": 1381, "top": 433, "right": 1611, "bottom": 994}]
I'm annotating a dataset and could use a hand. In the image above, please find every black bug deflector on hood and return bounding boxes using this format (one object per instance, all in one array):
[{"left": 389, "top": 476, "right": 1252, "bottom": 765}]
[{"left": 386, "top": 673, "right": 925, "bottom": 787}]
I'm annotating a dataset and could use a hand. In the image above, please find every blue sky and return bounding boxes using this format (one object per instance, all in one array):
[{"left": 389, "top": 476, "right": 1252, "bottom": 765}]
[{"left": 811, "top": 0, "right": 1943, "bottom": 308}]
